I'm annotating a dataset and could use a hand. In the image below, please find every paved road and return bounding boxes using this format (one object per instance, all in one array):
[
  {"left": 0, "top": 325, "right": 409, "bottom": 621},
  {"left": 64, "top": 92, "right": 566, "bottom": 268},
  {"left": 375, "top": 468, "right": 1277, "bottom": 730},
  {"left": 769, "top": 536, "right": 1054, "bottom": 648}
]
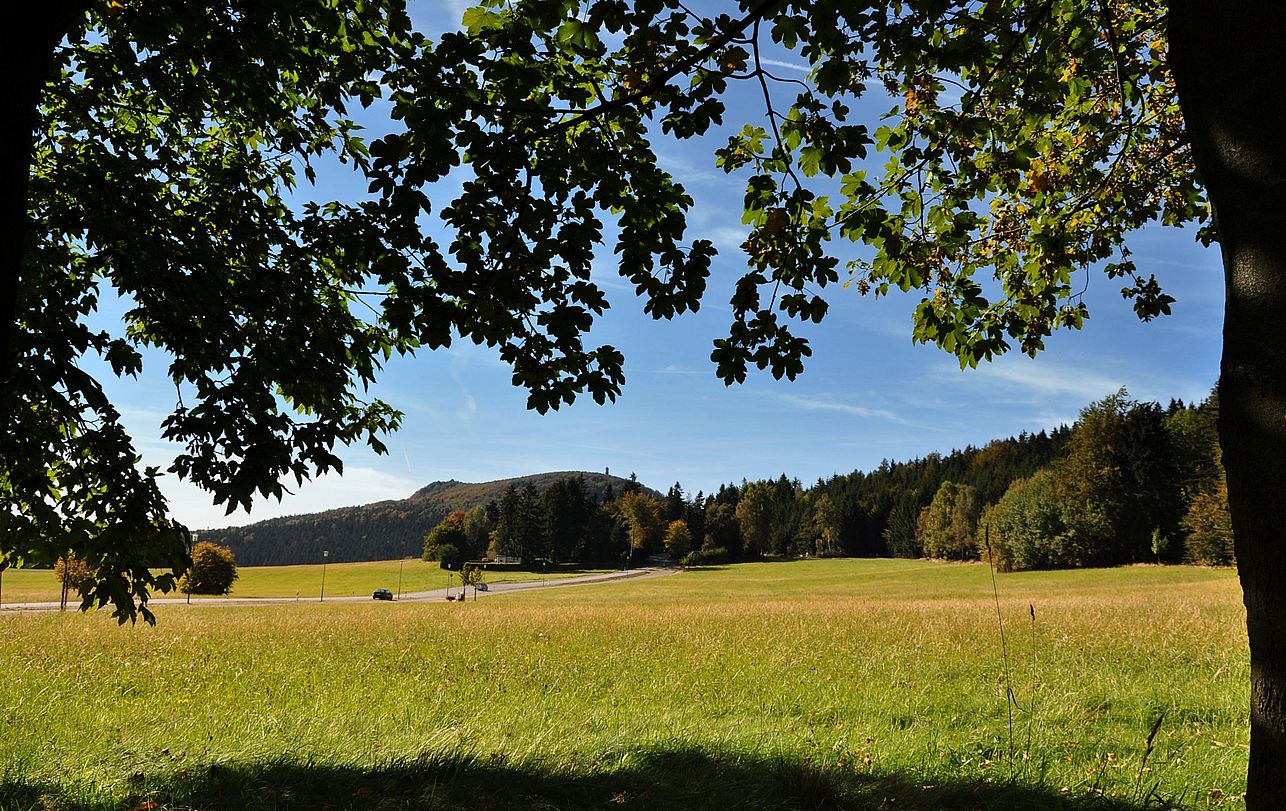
[{"left": 0, "top": 566, "right": 679, "bottom": 614}]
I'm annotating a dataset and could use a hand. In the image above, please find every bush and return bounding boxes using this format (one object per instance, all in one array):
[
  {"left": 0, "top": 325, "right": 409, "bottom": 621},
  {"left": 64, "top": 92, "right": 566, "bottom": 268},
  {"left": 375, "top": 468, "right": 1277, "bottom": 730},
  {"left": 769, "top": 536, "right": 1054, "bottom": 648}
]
[
  {"left": 181, "top": 542, "right": 238, "bottom": 595},
  {"left": 682, "top": 547, "right": 729, "bottom": 566}
]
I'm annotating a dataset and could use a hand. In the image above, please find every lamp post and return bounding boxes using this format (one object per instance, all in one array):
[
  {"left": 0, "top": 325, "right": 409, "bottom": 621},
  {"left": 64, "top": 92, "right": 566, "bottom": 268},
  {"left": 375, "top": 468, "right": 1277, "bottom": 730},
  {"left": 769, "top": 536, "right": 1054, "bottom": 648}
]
[
  {"left": 187, "top": 530, "right": 197, "bottom": 605},
  {"left": 320, "top": 550, "right": 329, "bottom": 602},
  {"left": 397, "top": 556, "right": 406, "bottom": 601}
]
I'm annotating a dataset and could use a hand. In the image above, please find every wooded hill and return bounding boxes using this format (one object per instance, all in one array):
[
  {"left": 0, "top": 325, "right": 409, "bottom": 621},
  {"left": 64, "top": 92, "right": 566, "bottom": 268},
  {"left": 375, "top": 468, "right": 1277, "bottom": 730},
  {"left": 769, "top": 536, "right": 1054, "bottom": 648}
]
[{"left": 202, "top": 471, "right": 653, "bottom": 566}]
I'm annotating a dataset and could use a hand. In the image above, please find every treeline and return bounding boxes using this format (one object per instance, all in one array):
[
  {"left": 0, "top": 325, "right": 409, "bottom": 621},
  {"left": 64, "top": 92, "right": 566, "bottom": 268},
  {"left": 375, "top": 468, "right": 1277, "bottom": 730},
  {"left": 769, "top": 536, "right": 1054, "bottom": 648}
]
[
  {"left": 202, "top": 472, "right": 644, "bottom": 566},
  {"left": 423, "top": 477, "right": 675, "bottom": 566},
  {"left": 423, "top": 389, "right": 1228, "bottom": 573},
  {"left": 419, "top": 431, "right": 1060, "bottom": 567},
  {"left": 978, "top": 390, "right": 1227, "bottom": 570},
  {"left": 417, "top": 433, "right": 1075, "bottom": 567}
]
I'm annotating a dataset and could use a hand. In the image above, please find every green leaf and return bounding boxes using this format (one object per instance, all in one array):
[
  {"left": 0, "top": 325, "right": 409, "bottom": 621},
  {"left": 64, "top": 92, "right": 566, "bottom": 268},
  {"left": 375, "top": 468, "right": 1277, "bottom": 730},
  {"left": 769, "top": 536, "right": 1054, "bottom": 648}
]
[{"left": 462, "top": 7, "right": 503, "bottom": 34}]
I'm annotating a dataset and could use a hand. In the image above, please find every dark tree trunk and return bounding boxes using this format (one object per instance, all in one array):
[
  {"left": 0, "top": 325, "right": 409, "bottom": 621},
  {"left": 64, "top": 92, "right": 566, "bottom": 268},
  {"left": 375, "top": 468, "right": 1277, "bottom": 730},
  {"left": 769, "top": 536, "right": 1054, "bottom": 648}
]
[
  {"left": 1170, "top": 2, "right": 1286, "bottom": 806},
  {"left": 1, "top": 6, "right": 90, "bottom": 412}
]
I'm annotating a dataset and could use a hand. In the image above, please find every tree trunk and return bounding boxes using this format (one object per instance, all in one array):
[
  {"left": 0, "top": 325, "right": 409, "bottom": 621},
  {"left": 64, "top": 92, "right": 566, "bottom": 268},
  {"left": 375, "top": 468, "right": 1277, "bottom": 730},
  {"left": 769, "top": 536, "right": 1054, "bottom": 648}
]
[
  {"left": 1170, "top": 2, "right": 1286, "bottom": 806},
  {"left": 1, "top": 6, "right": 90, "bottom": 413}
]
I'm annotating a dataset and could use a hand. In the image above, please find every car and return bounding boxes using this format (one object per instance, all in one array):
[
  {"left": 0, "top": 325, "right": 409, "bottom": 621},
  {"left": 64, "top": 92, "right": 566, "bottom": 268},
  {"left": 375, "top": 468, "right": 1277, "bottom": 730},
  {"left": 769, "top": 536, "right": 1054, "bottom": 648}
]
[
  {"left": 372, "top": 588, "right": 394, "bottom": 601},
  {"left": 476, "top": 582, "right": 488, "bottom": 592}
]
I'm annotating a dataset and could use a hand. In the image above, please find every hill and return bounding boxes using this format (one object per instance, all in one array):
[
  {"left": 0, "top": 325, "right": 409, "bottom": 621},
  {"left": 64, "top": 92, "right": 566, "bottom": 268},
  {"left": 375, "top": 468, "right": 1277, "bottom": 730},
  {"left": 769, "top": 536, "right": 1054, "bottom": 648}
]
[
  {"left": 202, "top": 471, "right": 652, "bottom": 566},
  {"left": 408, "top": 471, "right": 655, "bottom": 508}
]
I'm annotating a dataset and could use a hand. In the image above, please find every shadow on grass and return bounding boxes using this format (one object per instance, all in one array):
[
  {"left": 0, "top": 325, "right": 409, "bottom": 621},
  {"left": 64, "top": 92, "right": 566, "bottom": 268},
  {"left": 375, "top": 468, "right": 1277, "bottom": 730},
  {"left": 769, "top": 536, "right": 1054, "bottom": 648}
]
[{"left": 1, "top": 747, "right": 1176, "bottom": 811}]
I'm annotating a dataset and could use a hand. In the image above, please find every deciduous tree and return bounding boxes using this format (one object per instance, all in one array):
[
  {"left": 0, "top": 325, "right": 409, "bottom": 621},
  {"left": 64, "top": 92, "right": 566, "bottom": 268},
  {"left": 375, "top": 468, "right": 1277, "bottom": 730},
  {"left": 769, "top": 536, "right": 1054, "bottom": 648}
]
[
  {"left": 662, "top": 519, "right": 693, "bottom": 559},
  {"left": 734, "top": 481, "right": 773, "bottom": 558},
  {"left": 423, "top": 512, "right": 469, "bottom": 562},
  {"left": 918, "top": 481, "right": 981, "bottom": 561},
  {"left": 180, "top": 541, "right": 238, "bottom": 596},
  {"left": 1183, "top": 482, "right": 1234, "bottom": 566},
  {"left": 615, "top": 491, "right": 663, "bottom": 552}
]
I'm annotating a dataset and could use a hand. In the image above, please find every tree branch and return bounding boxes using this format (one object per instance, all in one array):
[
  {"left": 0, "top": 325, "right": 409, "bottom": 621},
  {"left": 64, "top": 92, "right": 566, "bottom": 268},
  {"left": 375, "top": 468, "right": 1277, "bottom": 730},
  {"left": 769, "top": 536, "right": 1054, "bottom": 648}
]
[{"left": 509, "top": 0, "right": 784, "bottom": 150}]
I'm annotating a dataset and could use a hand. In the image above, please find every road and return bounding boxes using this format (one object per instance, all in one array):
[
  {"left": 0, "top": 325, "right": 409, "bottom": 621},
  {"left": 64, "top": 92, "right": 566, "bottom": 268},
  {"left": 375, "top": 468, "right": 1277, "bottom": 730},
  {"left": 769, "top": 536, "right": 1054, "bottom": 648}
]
[{"left": 0, "top": 566, "right": 679, "bottom": 614}]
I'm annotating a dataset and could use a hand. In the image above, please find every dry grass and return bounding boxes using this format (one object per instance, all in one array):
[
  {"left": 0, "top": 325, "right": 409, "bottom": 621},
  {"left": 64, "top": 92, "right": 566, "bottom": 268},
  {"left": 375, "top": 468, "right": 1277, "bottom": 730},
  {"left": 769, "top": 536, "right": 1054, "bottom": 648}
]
[{"left": 0, "top": 559, "right": 1248, "bottom": 810}]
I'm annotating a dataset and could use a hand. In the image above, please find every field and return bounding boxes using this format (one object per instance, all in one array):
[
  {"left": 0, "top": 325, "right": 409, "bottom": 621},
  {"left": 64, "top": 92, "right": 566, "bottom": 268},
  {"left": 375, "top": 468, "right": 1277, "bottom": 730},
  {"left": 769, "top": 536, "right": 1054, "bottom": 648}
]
[
  {"left": 0, "top": 560, "right": 611, "bottom": 604},
  {"left": 0, "top": 559, "right": 1248, "bottom": 810}
]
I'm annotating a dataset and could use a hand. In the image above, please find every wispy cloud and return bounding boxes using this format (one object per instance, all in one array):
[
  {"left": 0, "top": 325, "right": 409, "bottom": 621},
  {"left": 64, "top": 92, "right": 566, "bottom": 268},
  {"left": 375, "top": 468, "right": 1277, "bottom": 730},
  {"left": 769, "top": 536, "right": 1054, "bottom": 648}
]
[
  {"left": 775, "top": 392, "right": 911, "bottom": 424},
  {"left": 937, "top": 354, "right": 1206, "bottom": 408},
  {"left": 759, "top": 57, "right": 810, "bottom": 73},
  {"left": 947, "top": 358, "right": 1129, "bottom": 402},
  {"left": 653, "top": 149, "right": 732, "bottom": 186},
  {"left": 706, "top": 225, "right": 750, "bottom": 255},
  {"left": 450, "top": 351, "right": 480, "bottom": 427},
  {"left": 638, "top": 364, "right": 707, "bottom": 376}
]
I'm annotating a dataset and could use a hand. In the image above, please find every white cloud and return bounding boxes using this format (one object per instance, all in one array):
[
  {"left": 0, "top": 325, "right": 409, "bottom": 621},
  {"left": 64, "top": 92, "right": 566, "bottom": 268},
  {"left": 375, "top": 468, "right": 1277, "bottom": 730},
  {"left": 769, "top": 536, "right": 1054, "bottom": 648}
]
[
  {"left": 638, "top": 364, "right": 706, "bottom": 375},
  {"left": 775, "top": 393, "right": 910, "bottom": 424},
  {"left": 759, "top": 57, "right": 810, "bottom": 73},
  {"left": 947, "top": 357, "right": 1130, "bottom": 403},
  {"left": 932, "top": 353, "right": 1210, "bottom": 414},
  {"left": 706, "top": 225, "right": 751, "bottom": 255}
]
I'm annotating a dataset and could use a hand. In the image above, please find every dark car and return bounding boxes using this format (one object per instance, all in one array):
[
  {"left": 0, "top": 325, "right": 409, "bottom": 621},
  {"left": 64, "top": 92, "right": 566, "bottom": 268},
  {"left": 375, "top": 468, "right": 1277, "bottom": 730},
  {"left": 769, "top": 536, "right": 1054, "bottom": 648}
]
[{"left": 372, "top": 588, "right": 394, "bottom": 601}]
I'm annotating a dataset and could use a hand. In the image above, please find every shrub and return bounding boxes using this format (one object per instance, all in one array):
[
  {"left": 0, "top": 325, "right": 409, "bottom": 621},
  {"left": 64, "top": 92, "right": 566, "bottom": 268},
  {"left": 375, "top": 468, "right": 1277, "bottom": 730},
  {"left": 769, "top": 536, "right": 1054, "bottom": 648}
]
[
  {"left": 180, "top": 542, "right": 238, "bottom": 595},
  {"left": 682, "top": 547, "right": 729, "bottom": 566}
]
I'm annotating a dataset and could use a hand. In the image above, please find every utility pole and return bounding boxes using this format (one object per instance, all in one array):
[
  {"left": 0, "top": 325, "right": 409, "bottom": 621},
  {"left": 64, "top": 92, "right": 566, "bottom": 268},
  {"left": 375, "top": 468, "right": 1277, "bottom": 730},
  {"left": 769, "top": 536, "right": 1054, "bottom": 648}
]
[
  {"left": 397, "top": 556, "right": 406, "bottom": 601},
  {"left": 320, "top": 549, "right": 329, "bottom": 602}
]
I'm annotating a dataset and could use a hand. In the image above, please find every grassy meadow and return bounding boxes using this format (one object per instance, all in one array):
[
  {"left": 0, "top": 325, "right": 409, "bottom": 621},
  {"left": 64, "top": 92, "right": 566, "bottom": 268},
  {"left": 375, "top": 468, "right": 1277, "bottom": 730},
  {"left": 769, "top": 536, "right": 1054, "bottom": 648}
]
[
  {"left": 0, "top": 560, "right": 611, "bottom": 604},
  {"left": 0, "top": 559, "right": 1248, "bottom": 810}
]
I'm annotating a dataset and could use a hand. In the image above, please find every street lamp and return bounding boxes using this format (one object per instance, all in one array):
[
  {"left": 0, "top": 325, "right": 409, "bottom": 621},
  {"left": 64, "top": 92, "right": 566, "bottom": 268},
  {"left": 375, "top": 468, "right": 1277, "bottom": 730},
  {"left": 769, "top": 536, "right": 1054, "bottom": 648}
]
[
  {"left": 397, "top": 556, "right": 407, "bottom": 601},
  {"left": 187, "top": 530, "right": 197, "bottom": 605},
  {"left": 320, "top": 549, "right": 329, "bottom": 602}
]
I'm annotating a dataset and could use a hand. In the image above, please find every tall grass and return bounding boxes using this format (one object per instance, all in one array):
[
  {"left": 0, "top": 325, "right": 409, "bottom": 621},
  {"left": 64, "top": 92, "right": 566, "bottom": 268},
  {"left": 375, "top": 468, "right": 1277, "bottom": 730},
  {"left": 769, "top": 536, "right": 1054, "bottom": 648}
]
[{"left": 0, "top": 559, "right": 1247, "bottom": 809}]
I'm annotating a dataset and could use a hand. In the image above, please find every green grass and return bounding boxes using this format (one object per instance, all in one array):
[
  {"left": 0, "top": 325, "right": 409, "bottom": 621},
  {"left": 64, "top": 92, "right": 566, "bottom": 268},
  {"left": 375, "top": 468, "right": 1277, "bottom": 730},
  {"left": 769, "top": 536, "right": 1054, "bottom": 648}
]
[
  {"left": 0, "top": 560, "right": 611, "bottom": 604},
  {"left": 0, "top": 559, "right": 1248, "bottom": 810}
]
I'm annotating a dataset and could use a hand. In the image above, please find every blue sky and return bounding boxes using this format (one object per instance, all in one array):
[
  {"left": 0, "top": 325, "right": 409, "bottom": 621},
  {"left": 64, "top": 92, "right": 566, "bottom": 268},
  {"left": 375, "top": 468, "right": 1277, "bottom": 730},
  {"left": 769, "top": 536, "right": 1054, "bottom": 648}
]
[{"left": 94, "top": 1, "right": 1225, "bottom": 529}]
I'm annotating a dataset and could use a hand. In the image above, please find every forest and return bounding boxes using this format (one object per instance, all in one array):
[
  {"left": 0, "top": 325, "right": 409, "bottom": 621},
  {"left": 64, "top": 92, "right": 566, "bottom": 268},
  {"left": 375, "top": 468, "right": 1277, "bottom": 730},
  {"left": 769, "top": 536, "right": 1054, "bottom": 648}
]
[
  {"left": 203, "top": 472, "right": 654, "bottom": 566},
  {"left": 418, "top": 388, "right": 1228, "bottom": 571},
  {"left": 207, "top": 388, "right": 1225, "bottom": 572}
]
